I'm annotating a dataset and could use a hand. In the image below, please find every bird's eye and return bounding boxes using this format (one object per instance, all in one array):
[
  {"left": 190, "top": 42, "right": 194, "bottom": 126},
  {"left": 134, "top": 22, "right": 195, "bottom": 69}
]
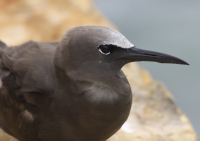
[{"left": 98, "top": 45, "right": 111, "bottom": 55}]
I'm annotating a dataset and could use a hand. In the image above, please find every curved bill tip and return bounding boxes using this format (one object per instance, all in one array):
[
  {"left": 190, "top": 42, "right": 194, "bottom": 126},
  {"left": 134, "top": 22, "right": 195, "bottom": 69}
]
[{"left": 175, "top": 59, "right": 189, "bottom": 65}]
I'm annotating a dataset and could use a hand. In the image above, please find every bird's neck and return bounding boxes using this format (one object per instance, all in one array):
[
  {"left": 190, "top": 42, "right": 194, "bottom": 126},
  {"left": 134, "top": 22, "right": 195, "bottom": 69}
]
[{"left": 56, "top": 65, "right": 132, "bottom": 118}]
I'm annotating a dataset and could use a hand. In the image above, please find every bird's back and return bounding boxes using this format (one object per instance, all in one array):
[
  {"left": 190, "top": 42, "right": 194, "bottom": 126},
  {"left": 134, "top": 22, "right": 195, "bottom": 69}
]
[
  {"left": 0, "top": 41, "right": 58, "bottom": 92},
  {"left": 0, "top": 41, "right": 59, "bottom": 140}
]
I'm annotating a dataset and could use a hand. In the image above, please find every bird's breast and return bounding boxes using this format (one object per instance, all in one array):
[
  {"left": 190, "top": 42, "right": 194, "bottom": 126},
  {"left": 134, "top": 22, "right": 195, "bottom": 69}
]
[{"left": 63, "top": 84, "right": 132, "bottom": 140}]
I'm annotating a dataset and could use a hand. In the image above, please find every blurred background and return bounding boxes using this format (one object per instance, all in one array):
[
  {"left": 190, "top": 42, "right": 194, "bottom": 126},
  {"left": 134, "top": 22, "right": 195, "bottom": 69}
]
[
  {"left": 94, "top": 0, "right": 200, "bottom": 137},
  {"left": 0, "top": 0, "right": 198, "bottom": 140}
]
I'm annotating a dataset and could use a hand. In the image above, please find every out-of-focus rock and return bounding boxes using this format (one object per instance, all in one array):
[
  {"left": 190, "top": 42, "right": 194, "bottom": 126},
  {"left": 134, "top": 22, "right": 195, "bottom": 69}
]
[
  {"left": 0, "top": 0, "right": 197, "bottom": 141},
  {"left": 0, "top": 0, "right": 114, "bottom": 45},
  {"left": 108, "top": 63, "right": 197, "bottom": 141}
]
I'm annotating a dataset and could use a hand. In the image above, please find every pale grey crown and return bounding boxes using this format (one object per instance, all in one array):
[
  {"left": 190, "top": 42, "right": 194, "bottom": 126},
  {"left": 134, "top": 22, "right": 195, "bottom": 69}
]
[{"left": 65, "top": 26, "right": 134, "bottom": 49}]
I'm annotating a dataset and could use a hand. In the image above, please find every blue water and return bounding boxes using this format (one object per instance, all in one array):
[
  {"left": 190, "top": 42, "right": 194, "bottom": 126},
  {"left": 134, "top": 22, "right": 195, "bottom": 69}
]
[{"left": 94, "top": 0, "right": 200, "bottom": 137}]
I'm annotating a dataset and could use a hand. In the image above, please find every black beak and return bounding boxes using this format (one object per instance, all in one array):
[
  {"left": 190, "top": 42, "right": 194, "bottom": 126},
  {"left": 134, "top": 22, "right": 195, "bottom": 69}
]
[{"left": 120, "top": 47, "right": 189, "bottom": 65}]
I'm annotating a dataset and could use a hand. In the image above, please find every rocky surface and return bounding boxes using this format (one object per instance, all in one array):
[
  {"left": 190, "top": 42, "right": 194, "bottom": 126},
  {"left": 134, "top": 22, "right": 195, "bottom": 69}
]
[{"left": 0, "top": 0, "right": 197, "bottom": 141}]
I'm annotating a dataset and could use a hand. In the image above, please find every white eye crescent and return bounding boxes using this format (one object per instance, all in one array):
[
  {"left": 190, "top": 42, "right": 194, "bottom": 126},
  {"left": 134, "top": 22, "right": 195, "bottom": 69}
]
[{"left": 98, "top": 45, "right": 111, "bottom": 55}]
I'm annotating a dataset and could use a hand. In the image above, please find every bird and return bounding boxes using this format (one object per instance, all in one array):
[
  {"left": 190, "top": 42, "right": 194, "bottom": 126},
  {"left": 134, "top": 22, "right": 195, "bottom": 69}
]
[{"left": 0, "top": 26, "right": 188, "bottom": 141}]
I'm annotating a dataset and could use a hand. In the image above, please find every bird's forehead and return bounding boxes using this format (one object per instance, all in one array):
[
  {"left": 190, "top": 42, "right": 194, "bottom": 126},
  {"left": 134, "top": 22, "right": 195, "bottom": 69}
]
[
  {"left": 99, "top": 27, "right": 134, "bottom": 48},
  {"left": 68, "top": 26, "right": 134, "bottom": 49}
]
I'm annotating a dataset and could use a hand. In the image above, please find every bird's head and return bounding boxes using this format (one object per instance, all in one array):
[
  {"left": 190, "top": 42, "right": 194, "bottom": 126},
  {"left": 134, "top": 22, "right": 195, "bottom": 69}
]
[{"left": 55, "top": 26, "right": 188, "bottom": 83}]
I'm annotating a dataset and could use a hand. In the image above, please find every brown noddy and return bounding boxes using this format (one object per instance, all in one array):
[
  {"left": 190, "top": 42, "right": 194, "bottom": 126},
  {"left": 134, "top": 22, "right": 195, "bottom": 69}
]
[{"left": 0, "top": 26, "right": 188, "bottom": 141}]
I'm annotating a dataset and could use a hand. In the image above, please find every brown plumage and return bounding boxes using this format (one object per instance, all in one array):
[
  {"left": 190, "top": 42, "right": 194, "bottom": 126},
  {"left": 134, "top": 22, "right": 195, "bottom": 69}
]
[{"left": 0, "top": 26, "right": 188, "bottom": 141}]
